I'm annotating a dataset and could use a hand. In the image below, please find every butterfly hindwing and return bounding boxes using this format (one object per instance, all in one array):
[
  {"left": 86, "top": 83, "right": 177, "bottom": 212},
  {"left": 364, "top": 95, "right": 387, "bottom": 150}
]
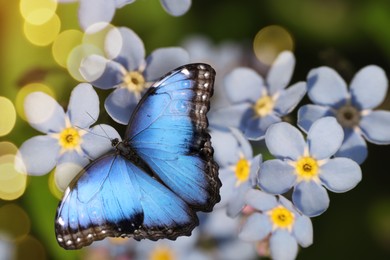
[
  {"left": 126, "top": 64, "right": 221, "bottom": 211},
  {"left": 55, "top": 153, "right": 197, "bottom": 249}
]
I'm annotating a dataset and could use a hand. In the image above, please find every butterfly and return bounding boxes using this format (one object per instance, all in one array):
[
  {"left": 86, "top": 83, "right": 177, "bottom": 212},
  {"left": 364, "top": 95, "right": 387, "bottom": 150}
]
[{"left": 55, "top": 63, "right": 221, "bottom": 249}]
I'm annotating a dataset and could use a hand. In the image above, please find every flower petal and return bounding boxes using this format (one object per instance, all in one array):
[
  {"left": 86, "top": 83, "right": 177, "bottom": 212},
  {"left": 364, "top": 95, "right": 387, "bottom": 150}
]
[
  {"left": 210, "top": 129, "right": 238, "bottom": 166},
  {"left": 144, "top": 47, "right": 189, "bottom": 81},
  {"left": 297, "top": 104, "right": 334, "bottom": 132},
  {"left": 293, "top": 215, "right": 313, "bottom": 247},
  {"left": 17, "top": 135, "right": 59, "bottom": 176},
  {"left": 160, "top": 0, "right": 191, "bottom": 16},
  {"left": 258, "top": 159, "right": 296, "bottom": 195},
  {"left": 78, "top": 0, "right": 116, "bottom": 31},
  {"left": 79, "top": 55, "right": 124, "bottom": 89},
  {"left": 293, "top": 181, "right": 329, "bottom": 217},
  {"left": 224, "top": 67, "right": 264, "bottom": 104},
  {"left": 209, "top": 103, "right": 251, "bottom": 129},
  {"left": 244, "top": 113, "right": 281, "bottom": 141},
  {"left": 307, "top": 66, "right": 348, "bottom": 107},
  {"left": 274, "top": 81, "right": 307, "bottom": 115},
  {"left": 104, "top": 87, "right": 139, "bottom": 125},
  {"left": 335, "top": 129, "right": 367, "bottom": 164},
  {"left": 114, "top": 0, "right": 135, "bottom": 8},
  {"left": 360, "top": 110, "right": 390, "bottom": 144},
  {"left": 230, "top": 127, "right": 253, "bottom": 159},
  {"left": 227, "top": 184, "right": 251, "bottom": 217},
  {"left": 24, "top": 92, "right": 65, "bottom": 134},
  {"left": 105, "top": 27, "right": 145, "bottom": 71},
  {"left": 81, "top": 124, "right": 120, "bottom": 159},
  {"left": 265, "top": 122, "right": 305, "bottom": 160},
  {"left": 267, "top": 51, "right": 296, "bottom": 95},
  {"left": 320, "top": 157, "right": 362, "bottom": 193},
  {"left": 67, "top": 83, "right": 99, "bottom": 128},
  {"left": 245, "top": 189, "right": 278, "bottom": 211},
  {"left": 239, "top": 213, "right": 271, "bottom": 241},
  {"left": 307, "top": 117, "right": 344, "bottom": 160},
  {"left": 350, "top": 65, "right": 388, "bottom": 110},
  {"left": 270, "top": 230, "right": 298, "bottom": 260},
  {"left": 55, "top": 151, "right": 89, "bottom": 191}
]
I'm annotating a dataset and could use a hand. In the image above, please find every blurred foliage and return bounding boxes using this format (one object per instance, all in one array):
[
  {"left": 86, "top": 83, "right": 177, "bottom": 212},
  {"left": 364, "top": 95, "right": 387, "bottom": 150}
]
[{"left": 1, "top": 0, "right": 390, "bottom": 259}]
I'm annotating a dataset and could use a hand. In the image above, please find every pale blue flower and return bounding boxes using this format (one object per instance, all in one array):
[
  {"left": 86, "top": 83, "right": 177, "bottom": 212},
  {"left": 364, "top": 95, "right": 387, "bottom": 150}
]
[
  {"left": 211, "top": 128, "right": 262, "bottom": 217},
  {"left": 17, "top": 84, "right": 120, "bottom": 190},
  {"left": 239, "top": 189, "right": 313, "bottom": 260},
  {"left": 58, "top": 0, "right": 191, "bottom": 30},
  {"left": 258, "top": 117, "right": 362, "bottom": 216},
  {"left": 79, "top": 27, "right": 189, "bottom": 124},
  {"left": 298, "top": 65, "right": 390, "bottom": 164},
  {"left": 210, "top": 51, "right": 306, "bottom": 140}
]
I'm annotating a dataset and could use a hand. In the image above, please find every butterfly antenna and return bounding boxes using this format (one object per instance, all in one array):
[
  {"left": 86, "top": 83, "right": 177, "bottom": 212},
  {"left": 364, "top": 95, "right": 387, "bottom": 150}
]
[{"left": 76, "top": 111, "right": 112, "bottom": 141}]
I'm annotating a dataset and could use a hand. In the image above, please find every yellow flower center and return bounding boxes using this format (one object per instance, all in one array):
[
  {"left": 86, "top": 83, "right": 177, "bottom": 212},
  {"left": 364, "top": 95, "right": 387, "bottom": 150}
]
[
  {"left": 235, "top": 158, "right": 251, "bottom": 185},
  {"left": 253, "top": 95, "right": 274, "bottom": 117},
  {"left": 149, "top": 246, "right": 175, "bottom": 260},
  {"left": 268, "top": 206, "right": 295, "bottom": 230},
  {"left": 295, "top": 156, "right": 319, "bottom": 181},
  {"left": 335, "top": 104, "right": 361, "bottom": 128},
  {"left": 122, "top": 71, "right": 146, "bottom": 94},
  {"left": 58, "top": 127, "right": 81, "bottom": 150}
]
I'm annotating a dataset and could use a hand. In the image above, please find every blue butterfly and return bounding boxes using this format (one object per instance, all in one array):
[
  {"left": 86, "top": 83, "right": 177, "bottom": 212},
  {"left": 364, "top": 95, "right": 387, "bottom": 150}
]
[{"left": 55, "top": 63, "right": 221, "bottom": 249}]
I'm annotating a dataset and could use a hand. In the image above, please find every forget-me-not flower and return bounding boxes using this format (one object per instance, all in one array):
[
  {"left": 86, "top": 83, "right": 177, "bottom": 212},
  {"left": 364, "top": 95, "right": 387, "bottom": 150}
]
[
  {"left": 298, "top": 65, "right": 390, "bottom": 164},
  {"left": 209, "top": 51, "right": 307, "bottom": 140},
  {"left": 239, "top": 189, "right": 313, "bottom": 260},
  {"left": 79, "top": 27, "right": 189, "bottom": 124},
  {"left": 17, "top": 83, "right": 120, "bottom": 190},
  {"left": 58, "top": 0, "right": 192, "bottom": 31},
  {"left": 258, "top": 117, "right": 362, "bottom": 216},
  {"left": 211, "top": 128, "right": 262, "bottom": 217}
]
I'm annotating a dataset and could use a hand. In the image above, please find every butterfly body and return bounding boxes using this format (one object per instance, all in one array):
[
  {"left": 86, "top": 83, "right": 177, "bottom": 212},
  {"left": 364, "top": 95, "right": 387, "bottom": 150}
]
[{"left": 55, "top": 64, "right": 221, "bottom": 249}]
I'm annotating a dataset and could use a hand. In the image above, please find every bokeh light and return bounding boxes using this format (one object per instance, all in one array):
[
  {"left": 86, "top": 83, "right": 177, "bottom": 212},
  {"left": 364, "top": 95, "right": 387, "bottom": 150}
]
[
  {"left": 83, "top": 22, "right": 115, "bottom": 52},
  {"left": 67, "top": 44, "right": 104, "bottom": 81},
  {"left": 0, "top": 97, "right": 16, "bottom": 137},
  {"left": 48, "top": 171, "right": 63, "bottom": 200},
  {"left": 20, "top": 0, "right": 58, "bottom": 25},
  {"left": 16, "top": 235, "right": 46, "bottom": 260},
  {"left": 15, "top": 83, "right": 55, "bottom": 121},
  {"left": 253, "top": 25, "right": 294, "bottom": 65},
  {"left": 0, "top": 204, "right": 30, "bottom": 241},
  {"left": 0, "top": 154, "right": 28, "bottom": 201},
  {"left": 23, "top": 13, "right": 61, "bottom": 46},
  {"left": 52, "top": 30, "right": 83, "bottom": 68}
]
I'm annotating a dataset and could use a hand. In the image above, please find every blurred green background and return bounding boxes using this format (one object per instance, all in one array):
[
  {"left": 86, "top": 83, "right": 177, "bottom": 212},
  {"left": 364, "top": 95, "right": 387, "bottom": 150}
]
[{"left": 1, "top": 0, "right": 390, "bottom": 259}]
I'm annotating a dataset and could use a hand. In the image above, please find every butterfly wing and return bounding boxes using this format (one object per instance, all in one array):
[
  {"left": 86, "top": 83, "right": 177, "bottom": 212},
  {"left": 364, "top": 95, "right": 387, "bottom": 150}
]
[
  {"left": 126, "top": 63, "right": 221, "bottom": 211},
  {"left": 55, "top": 153, "right": 198, "bottom": 249}
]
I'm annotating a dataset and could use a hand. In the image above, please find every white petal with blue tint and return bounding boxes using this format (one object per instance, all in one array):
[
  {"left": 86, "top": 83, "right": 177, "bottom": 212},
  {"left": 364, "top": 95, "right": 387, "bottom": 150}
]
[
  {"left": 270, "top": 230, "right": 298, "bottom": 260},
  {"left": 245, "top": 189, "right": 277, "bottom": 211},
  {"left": 210, "top": 129, "right": 239, "bottom": 166},
  {"left": 293, "top": 181, "right": 329, "bottom": 217},
  {"left": 307, "top": 67, "right": 348, "bottom": 106},
  {"left": 274, "top": 81, "right": 307, "bottom": 115},
  {"left": 335, "top": 129, "right": 367, "bottom": 164},
  {"left": 67, "top": 83, "right": 99, "bottom": 129},
  {"left": 114, "top": 0, "right": 135, "bottom": 8},
  {"left": 78, "top": 0, "right": 116, "bottom": 31},
  {"left": 145, "top": 47, "right": 189, "bottom": 81},
  {"left": 297, "top": 104, "right": 334, "bottom": 132},
  {"left": 81, "top": 124, "right": 120, "bottom": 159},
  {"left": 265, "top": 122, "right": 306, "bottom": 160},
  {"left": 239, "top": 213, "right": 271, "bottom": 241},
  {"left": 258, "top": 159, "right": 296, "bottom": 194},
  {"left": 320, "top": 158, "right": 362, "bottom": 193},
  {"left": 79, "top": 55, "right": 124, "bottom": 90},
  {"left": 293, "top": 215, "right": 313, "bottom": 247},
  {"left": 267, "top": 51, "right": 295, "bottom": 95},
  {"left": 307, "top": 117, "right": 343, "bottom": 160},
  {"left": 350, "top": 65, "right": 388, "bottom": 110},
  {"left": 160, "top": 0, "right": 191, "bottom": 16},
  {"left": 360, "top": 110, "right": 390, "bottom": 144},
  {"left": 230, "top": 128, "right": 253, "bottom": 159},
  {"left": 209, "top": 103, "right": 251, "bottom": 129},
  {"left": 24, "top": 92, "right": 65, "bottom": 133},
  {"left": 105, "top": 27, "right": 145, "bottom": 71},
  {"left": 105, "top": 87, "right": 139, "bottom": 124},
  {"left": 17, "top": 135, "right": 60, "bottom": 176},
  {"left": 224, "top": 68, "right": 264, "bottom": 104},
  {"left": 55, "top": 151, "right": 89, "bottom": 191},
  {"left": 245, "top": 114, "right": 281, "bottom": 141}
]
